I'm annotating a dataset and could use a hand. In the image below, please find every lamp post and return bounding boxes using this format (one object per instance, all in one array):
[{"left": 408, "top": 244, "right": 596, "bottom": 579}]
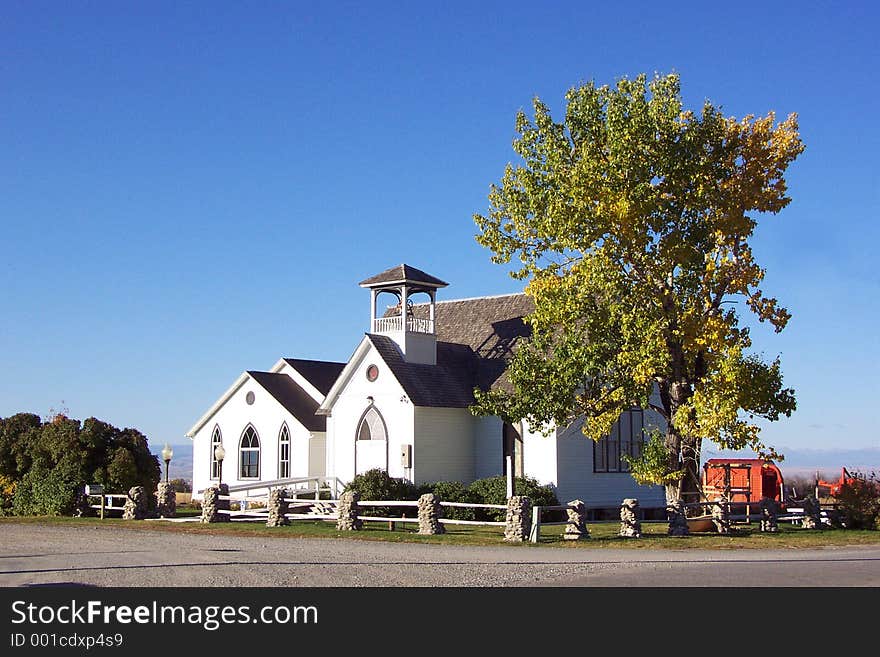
[
  {"left": 214, "top": 443, "right": 226, "bottom": 487},
  {"left": 161, "top": 443, "right": 173, "bottom": 483}
]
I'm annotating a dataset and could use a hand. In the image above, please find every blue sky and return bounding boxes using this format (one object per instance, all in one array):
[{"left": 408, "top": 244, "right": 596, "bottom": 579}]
[{"left": 1, "top": 2, "right": 878, "bottom": 459}]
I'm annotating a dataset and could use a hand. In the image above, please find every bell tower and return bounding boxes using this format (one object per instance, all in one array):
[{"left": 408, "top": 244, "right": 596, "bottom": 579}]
[{"left": 359, "top": 264, "right": 448, "bottom": 365}]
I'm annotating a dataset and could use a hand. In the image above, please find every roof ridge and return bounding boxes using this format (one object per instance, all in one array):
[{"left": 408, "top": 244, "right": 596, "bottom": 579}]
[{"left": 411, "top": 291, "right": 527, "bottom": 305}]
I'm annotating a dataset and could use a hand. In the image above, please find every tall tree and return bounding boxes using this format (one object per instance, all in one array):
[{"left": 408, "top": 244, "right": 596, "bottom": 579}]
[{"left": 473, "top": 73, "right": 802, "bottom": 503}]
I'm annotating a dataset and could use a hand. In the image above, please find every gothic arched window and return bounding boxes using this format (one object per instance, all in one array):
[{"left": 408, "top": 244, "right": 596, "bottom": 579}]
[
  {"left": 239, "top": 425, "right": 261, "bottom": 479},
  {"left": 357, "top": 406, "right": 387, "bottom": 441},
  {"left": 210, "top": 425, "right": 222, "bottom": 480},
  {"left": 278, "top": 423, "right": 290, "bottom": 478}
]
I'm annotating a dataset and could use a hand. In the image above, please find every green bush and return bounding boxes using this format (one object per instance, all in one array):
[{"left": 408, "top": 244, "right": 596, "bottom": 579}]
[
  {"left": 342, "top": 468, "right": 419, "bottom": 517},
  {"left": 422, "top": 480, "right": 480, "bottom": 520},
  {"left": 466, "top": 475, "right": 559, "bottom": 521},
  {"left": 834, "top": 470, "right": 880, "bottom": 530}
]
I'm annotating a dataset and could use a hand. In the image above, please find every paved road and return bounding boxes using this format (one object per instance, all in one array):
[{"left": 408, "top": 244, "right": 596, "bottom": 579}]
[{"left": 1, "top": 523, "right": 879, "bottom": 587}]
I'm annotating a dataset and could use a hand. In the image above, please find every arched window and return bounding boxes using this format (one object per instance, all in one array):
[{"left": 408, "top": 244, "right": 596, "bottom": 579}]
[
  {"left": 210, "top": 426, "right": 222, "bottom": 480},
  {"left": 239, "top": 425, "right": 260, "bottom": 479},
  {"left": 278, "top": 423, "right": 290, "bottom": 479},
  {"left": 357, "top": 406, "right": 387, "bottom": 441}
]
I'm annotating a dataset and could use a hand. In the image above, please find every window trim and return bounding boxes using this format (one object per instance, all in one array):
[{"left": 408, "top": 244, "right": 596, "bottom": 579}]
[
  {"left": 210, "top": 425, "right": 222, "bottom": 480},
  {"left": 278, "top": 422, "right": 290, "bottom": 479},
  {"left": 239, "top": 424, "right": 261, "bottom": 480},
  {"left": 356, "top": 405, "right": 387, "bottom": 442}
]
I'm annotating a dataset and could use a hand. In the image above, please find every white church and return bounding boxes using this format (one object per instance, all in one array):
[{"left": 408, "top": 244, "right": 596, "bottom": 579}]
[{"left": 186, "top": 264, "right": 666, "bottom": 510}]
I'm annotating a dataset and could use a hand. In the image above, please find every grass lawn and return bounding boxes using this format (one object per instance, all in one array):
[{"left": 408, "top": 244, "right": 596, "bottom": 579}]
[{"left": 3, "top": 511, "right": 880, "bottom": 549}]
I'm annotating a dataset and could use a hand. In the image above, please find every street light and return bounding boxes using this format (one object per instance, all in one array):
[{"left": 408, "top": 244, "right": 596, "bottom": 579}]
[
  {"left": 214, "top": 443, "right": 226, "bottom": 487},
  {"left": 161, "top": 443, "right": 173, "bottom": 483}
]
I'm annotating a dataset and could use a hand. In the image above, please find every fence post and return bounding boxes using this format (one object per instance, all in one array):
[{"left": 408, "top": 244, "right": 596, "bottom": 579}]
[
  {"left": 122, "top": 486, "right": 148, "bottom": 520},
  {"left": 529, "top": 505, "right": 541, "bottom": 543},
  {"left": 564, "top": 500, "right": 590, "bottom": 540},
  {"left": 417, "top": 493, "right": 444, "bottom": 535},
  {"left": 759, "top": 496, "right": 779, "bottom": 532},
  {"left": 336, "top": 491, "right": 363, "bottom": 531},
  {"left": 157, "top": 482, "right": 176, "bottom": 518},
  {"left": 504, "top": 496, "right": 532, "bottom": 542},
  {"left": 267, "top": 488, "right": 290, "bottom": 527},
  {"left": 711, "top": 495, "right": 730, "bottom": 534},
  {"left": 666, "top": 499, "right": 689, "bottom": 536},
  {"left": 619, "top": 498, "right": 642, "bottom": 538},
  {"left": 100, "top": 495, "right": 105, "bottom": 520}
]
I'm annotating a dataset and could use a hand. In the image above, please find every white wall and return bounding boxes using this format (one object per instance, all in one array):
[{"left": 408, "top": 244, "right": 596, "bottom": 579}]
[
  {"left": 413, "top": 407, "right": 475, "bottom": 485},
  {"left": 554, "top": 417, "right": 666, "bottom": 509},
  {"left": 522, "top": 420, "right": 558, "bottom": 488},
  {"left": 191, "top": 375, "right": 316, "bottom": 499},
  {"left": 324, "top": 343, "right": 414, "bottom": 485},
  {"left": 473, "top": 415, "right": 503, "bottom": 480}
]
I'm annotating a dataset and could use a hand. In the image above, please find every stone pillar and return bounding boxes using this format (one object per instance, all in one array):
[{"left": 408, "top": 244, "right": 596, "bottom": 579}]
[
  {"left": 336, "top": 491, "right": 363, "bottom": 531},
  {"left": 619, "top": 498, "right": 642, "bottom": 538},
  {"left": 200, "top": 484, "right": 230, "bottom": 523},
  {"left": 503, "top": 496, "right": 532, "bottom": 542},
  {"left": 564, "top": 499, "right": 589, "bottom": 540},
  {"left": 711, "top": 495, "right": 730, "bottom": 534},
  {"left": 417, "top": 493, "right": 444, "bottom": 535},
  {"left": 801, "top": 496, "right": 822, "bottom": 530},
  {"left": 122, "top": 486, "right": 148, "bottom": 520},
  {"left": 759, "top": 496, "right": 779, "bottom": 533},
  {"left": 267, "top": 488, "right": 290, "bottom": 527},
  {"left": 666, "top": 500, "right": 689, "bottom": 536},
  {"left": 156, "top": 482, "right": 176, "bottom": 518}
]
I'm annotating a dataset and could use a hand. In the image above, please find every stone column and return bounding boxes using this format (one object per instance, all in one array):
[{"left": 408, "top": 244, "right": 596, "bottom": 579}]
[
  {"left": 267, "top": 488, "right": 290, "bottom": 527},
  {"left": 619, "top": 498, "right": 642, "bottom": 538},
  {"left": 801, "top": 496, "right": 822, "bottom": 530},
  {"left": 759, "top": 496, "right": 779, "bottom": 533},
  {"left": 200, "top": 484, "right": 230, "bottom": 523},
  {"left": 336, "top": 491, "right": 363, "bottom": 531},
  {"left": 417, "top": 493, "right": 444, "bottom": 535},
  {"left": 564, "top": 499, "right": 589, "bottom": 540},
  {"left": 156, "top": 482, "right": 176, "bottom": 518},
  {"left": 711, "top": 495, "right": 730, "bottom": 534},
  {"left": 503, "top": 496, "right": 532, "bottom": 542},
  {"left": 122, "top": 486, "right": 148, "bottom": 520},
  {"left": 666, "top": 500, "right": 689, "bottom": 536}
]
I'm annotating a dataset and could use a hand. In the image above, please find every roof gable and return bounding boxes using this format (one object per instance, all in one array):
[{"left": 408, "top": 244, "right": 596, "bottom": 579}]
[{"left": 247, "top": 371, "right": 326, "bottom": 432}]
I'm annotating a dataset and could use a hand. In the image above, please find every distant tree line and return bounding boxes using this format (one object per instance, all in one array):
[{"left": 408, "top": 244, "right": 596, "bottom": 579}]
[{"left": 0, "top": 412, "right": 160, "bottom": 516}]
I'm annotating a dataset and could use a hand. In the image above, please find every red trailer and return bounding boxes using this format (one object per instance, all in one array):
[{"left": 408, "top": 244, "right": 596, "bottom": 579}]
[{"left": 701, "top": 458, "right": 785, "bottom": 506}]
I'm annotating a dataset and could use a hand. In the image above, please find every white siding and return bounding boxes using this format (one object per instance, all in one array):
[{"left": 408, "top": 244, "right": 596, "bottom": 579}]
[
  {"left": 413, "top": 407, "right": 475, "bottom": 485},
  {"left": 473, "top": 415, "right": 503, "bottom": 480},
  {"left": 324, "top": 343, "right": 414, "bottom": 485},
  {"left": 521, "top": 420, "right": 558, "bottom": 488},
  {"left": 190, "top": 375, "right": 316, "bottom": 499},
  {"left": 554, "top": 417, "right": 666, "bottom": 508},
  {"left": 308, "top": 433, "right": 326, "bottom": 477}
]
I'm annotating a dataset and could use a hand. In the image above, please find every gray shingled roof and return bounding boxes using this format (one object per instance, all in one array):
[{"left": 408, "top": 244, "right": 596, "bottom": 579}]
[
  {"left": 282, "top": 358, "right": 346, "bottom": 395},
  {"left": 358, "top": 264, "right": 449, "bottom": 289},
  {"left": 247, "top": 371, "right": 327, "bottom": 431},
  {"left": 373, "top": 293, "right": 534, "bottom": 404},
  {"left": 366, "top": 335, "right": 477, "bottom": 407}
]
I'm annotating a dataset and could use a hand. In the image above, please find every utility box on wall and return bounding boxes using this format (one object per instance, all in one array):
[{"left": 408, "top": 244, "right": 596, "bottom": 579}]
[{"left": 400, "top": 444, "right": 412, "bottom": 468}]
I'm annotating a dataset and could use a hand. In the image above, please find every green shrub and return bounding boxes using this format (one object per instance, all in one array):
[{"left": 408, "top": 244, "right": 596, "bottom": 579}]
[
  {"left": 342, "top": 468, "right": 419, "bottom": 517},
  {"left": 422, "top": 480, "right": 480, "bottom": 520},
  {"left": 466, "top": 475, "right": 559, "bottom": 521},
  {"left": 834, "top": 470, "right": 880, "bottom": 530}
]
